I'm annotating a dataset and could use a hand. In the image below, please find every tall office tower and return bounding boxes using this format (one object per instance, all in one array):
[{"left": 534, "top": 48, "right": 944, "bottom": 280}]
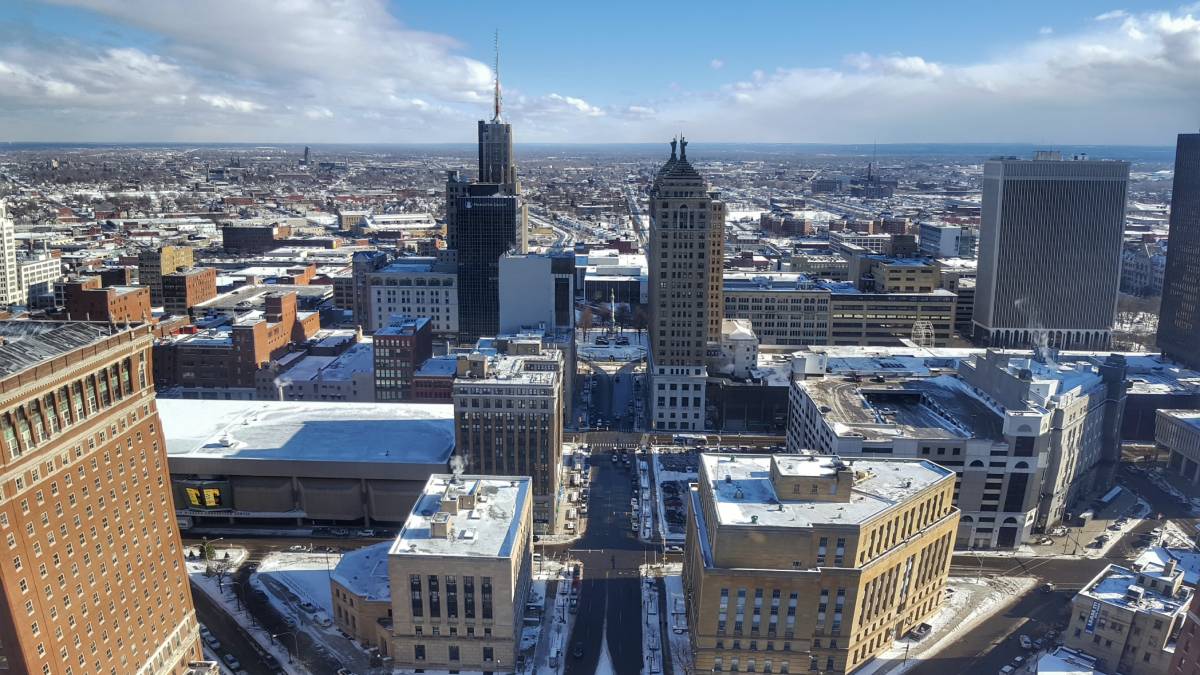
[
  {"left": 1158, "top": 133, "right": 1200, "bottom": 370},
  {"left": 0, "top": 201, "right": 18, "bottom": 305},
  {"left": 648, "top": 138, "right": 726, "bottom": 431},
  {"left": 973, "top": 153, "right": 1128, "bottom": 350},
  {"left": 477, "top": 39, "right": 518, "bottom": 194},
  {"left": 0, "top": 322, "right": 202, "bottom": 674}
]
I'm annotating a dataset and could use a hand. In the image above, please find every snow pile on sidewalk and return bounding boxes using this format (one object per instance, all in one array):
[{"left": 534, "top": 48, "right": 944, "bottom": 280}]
[
  {"left": 853, "top": 576, "right": 1038, "bottom": 675},
  {"left": 255, "top": 550, "right": 341, "bottom": 615}
]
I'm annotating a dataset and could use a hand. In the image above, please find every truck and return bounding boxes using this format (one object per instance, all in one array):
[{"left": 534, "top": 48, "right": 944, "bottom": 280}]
[{"left": 567, "top": 508, "right": 578, "bottom": 521}]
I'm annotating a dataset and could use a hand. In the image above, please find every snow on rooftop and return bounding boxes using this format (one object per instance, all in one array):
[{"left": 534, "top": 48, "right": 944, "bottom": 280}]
[
  {"left": 1080, "top": 564, "right": 1189, "bottom": 617},
  {"left": 392, "top": 475, "right": 529, "bottom": 558},
  {"left": 158, "top": 399, "right": 454, "bottom": 464},
  {"left": 699, "top": 454, "right": 951, "bottom": 529},
  {"left": 331, "top": 542, "right": 391, "bottom": 602},
  {"left": 1036, "top": 647, "right": 1099, "bottom": 674}
]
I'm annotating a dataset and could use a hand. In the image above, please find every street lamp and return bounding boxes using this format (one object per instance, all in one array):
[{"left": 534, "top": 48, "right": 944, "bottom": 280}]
[{"left": 271, "top": 631, "right": 299, "bottom": 663}]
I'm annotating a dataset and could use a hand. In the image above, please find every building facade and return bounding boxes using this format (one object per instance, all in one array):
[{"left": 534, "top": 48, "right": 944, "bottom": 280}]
[
  {"left": 684, "top": 453, "right": 959, "bottom": 675},
  {"left": 60, "top": 277, "right": 153, "bottom": 324},
  {"left": 378, "top": 474, "right": 532, "bottom": 672},
  {"left": 498, "top": 251, "right": 575, "bottom": 334},
  {"left": 0, "top": 322, "right": 202, "bottom": 674},
  {"left": 138, "top": 246, "right": 194, "bottom": 306},
  {"left": 16, "top": 252, "right": 62, "bottom": 307},
  {"left": 1156, "top": 409, "right": 1200, "bottom": 491},
  {"left": 648, "top": 139, "right": 726, "bottom": 431},
  {"left": 1158, "top": 133, "right": 1200, "bottom": 370},
  {"left": 367, "top": 258, "right": 458, "bottom": 336},
  {"left": 452, "top": 340, "right": 563, "bottom": 532},
  {"left": 1169, "top": 587, "right": 1200, "bottom": 674},
  {"left": 375, "top": 316, "right": 433, "bottom": 402},
  {"left": 0, "top": 202, "right": 19, "bottom": 306},
  {"left": 973, "top": 155, "right": 1129, "bottom": 350},
  {"left": 1065, "top": 563, "right": 1190, "bottom": 675},
  {"left": 161, "top": 267, "right": 217, "bottom": 317}
]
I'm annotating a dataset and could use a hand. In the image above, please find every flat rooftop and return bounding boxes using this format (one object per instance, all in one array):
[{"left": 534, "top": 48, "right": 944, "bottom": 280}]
[
  {"left": 799, "top": 374, "right": 1004, "bottom": 441},
  {"left": 699, "top": 453, "right": 952, "bottom": 529},
  {"left": 391, "top": 474, "right": 529, "bottom": 558},
  {"left": 158, "top": 399, "right": 454, "bottom": 465},
  {"left": 1160, "top": 410, "right": 1200, "bottom": 432},
  {"left": 1080, "top": 564, "right": 1188, "bottom": 617},
  {"left": 0, "top": 321, "right": 125, "bottom": 377},
  {"left": 194, "top": 284, "right": 331, "bottom": 311}
]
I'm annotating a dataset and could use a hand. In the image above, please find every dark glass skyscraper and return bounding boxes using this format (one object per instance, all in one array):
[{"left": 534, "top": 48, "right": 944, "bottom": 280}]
[{"left": 1158, "top": 133, "right": 1200, "bottom": 369}]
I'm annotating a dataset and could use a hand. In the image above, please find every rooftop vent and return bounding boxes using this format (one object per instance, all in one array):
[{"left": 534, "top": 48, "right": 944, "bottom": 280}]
[
  {"left": 734, "top": 487, "right": 745, "bottom": 500},
  {"left": 1124, "top": 585, "right": 1145, "bottom": 603},
  {"left": 750, "top": 515, "right": 759, "bottom": 524},
  {"left": 724, "top": 474, "right": 732, "bottom": 484}
]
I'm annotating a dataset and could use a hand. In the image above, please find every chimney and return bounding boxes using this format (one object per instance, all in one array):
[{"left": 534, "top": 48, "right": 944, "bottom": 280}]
[
  {"left": 440, "top": 489, "right": 460, "bottom": 515},
  {"left": 1164, "top": 559, "right": 1179, "bottom": 577}
]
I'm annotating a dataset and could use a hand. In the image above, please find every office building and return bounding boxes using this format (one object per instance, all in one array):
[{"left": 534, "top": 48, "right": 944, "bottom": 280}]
[
  {"left": 1065, "top": 563, "right": 1190, "bottom": 675},
  {"left": 16, "top": 252, "right": 61, "bottom": 307},
  {"left": 788, "top": 347, "right": 1127, "bottom": 547},
  {"left": 498, "top": 251, "right": 575, "bottom": 334},
  {"left": 447, "top": 178, "right": 523, "bottom": 342},
  {"left": 349, "top": 250, "right": 390, "bottom": 327},
  {"left": 648, "top": 138, "right": 726, "bottom": 431},
  {"left": 268, "top": 340, "right": 376, "bottom": 403},
  {"left": 0, "top": 322, "right": 202, "bottom": 673},
  {"left": 452, "top": 338, "right": 563, "bottom": 532},
  {"left": 684, "top": 453, "right": 959, "bottom": 675},
  {"left": 329, "top": 473, "right": 532, "bottom": 671},
  {"left": 918, "top": 222, "right": 978, "bottom": 258},
  {"left": 138, "top": 245, "right": 194, "bottom": 306},
  {"left": 375, "top": 316, "right": 433, "bottom": 402},
  {"left": 973, "top": 155, "right": 1129, "bottom": 349},
  {"left": 1156, "top": 409, "right": 1200, "bottom": 491},
  {"left": 367, "top": 258, "right": 458, "bottom": 336},
  {"left": 0, "top": 202, "right": 18, "bottom": 305},
  {"left": 1121, "top": 241, "right": 1168, "bottom": 297},
  {"left": 161, "top": 267, "right": 218, "bottom": 317},
  {"left": 1158, "top": 133, "right": 1200, "bottom": 370},
  {"left": 722, "top": 273, "right": 956, "bottom": 348}
]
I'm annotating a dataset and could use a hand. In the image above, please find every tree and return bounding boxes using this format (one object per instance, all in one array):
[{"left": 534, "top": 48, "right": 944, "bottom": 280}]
[{"left": 579, "top": 307, "right": 594, "bottom": 337}]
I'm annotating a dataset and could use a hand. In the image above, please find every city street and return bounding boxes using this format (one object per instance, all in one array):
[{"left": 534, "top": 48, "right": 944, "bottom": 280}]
[{"left": 557, "top": 448, "right": 657, "bottom": 675}]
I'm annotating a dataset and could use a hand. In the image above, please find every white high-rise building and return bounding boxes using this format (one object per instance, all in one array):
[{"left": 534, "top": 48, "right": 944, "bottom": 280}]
[
  {"left": 0, "top": 201, "right": 20, "bottom": 305},
  {"left": 973, "top": 154, "right": 1129, "bottom": 350}
]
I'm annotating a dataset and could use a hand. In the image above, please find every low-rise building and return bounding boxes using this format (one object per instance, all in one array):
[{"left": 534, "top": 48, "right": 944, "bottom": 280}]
[
  {"left": 159, "top": 398, "right": 454, "bottom": 528},
  {"left": 330, "top": 474, "right": 533, "bottom": 672},
  {"left": 59, "top": 276, "right": 152, "bottom": 323},
  {"left": 684, "top": 453, "right": 959, "bottom": 675},
  {"left": 270, "top": 339, "right": 376, "bottom": 402},
  {"left": 1156, "top": 410, "right": 1200, "bottom": 491},
  {"left": 413, "top": 355, "right": 458, "bottom": 403},
  {"left": 367, "top": 258, "right": 458, "bottom": 336},
  {"left": 1169, "top": 588, "right": 1200, "bottom": 674},
  {"left": 15, "top": 251, "right": 61, "bottom": 306},
  {"left": 1066, "top": 563, "right": 1191, "bottom": 675}
]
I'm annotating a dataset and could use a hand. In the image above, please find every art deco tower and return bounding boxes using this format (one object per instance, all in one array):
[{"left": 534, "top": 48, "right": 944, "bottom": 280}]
[{"left": 647, "top": 138, "right": 726, "bottom": 431}]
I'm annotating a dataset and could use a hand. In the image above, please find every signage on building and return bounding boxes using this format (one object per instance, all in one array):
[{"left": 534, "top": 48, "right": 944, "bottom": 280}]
[
  {"left": 1085, "top": 600, "right": 1101, "bottom": 634},
  {"left": 176, "top": 479, "right": 232, "bottom": 511}
]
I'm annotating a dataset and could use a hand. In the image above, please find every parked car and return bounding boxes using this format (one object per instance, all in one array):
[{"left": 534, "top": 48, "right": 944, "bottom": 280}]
[
  {"left": 223, "top": 654, "right": 241, "bottom": 670},
  {"left": 1019, "top": 634, "right": 1033, "bottom": 649},
  {"left": 572, "top": 642, "right": 585, "bottom": 658},
  {"left": 337, "top": 669, "right": 357, "bottom": 675},
  {"left": 1042, "top": 582, "right": 1056, "bottom": 593},
  {"left": 908, "top": 623, "right": 932, "bottom": 640},
  {"left": 204, "top": 635, "right": 221, "bottom": 650},
  {"left": 665, "top": 545, "right": 683, "bottom": 554}
]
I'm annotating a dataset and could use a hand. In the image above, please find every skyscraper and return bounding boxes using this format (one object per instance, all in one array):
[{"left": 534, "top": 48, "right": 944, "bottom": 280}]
[
  {"left": 1157, "top": 133, "right": 1200, "bottom": 369},
  {"left": 0, "top": 201, "right": 19, "bottom": 306},
  {"left": 445, "top": 40, "right": 525, "bottom": 343},
  {"left": 648, "top": 138, "right": 726, "bottom": 431},
  {"left": 0, "top": 322, "right": 202, "bottom": 673},
  {"left": 973, "top": 153, "right": 1129, "bottom": 350}
]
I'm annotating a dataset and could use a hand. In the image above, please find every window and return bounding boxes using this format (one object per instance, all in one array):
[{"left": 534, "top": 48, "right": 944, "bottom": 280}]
[
  {"left": 414, "top": 645, "right": 425, "bottom": 661},
  {"left": 448, "top": 645, "right": 460, "bottom": 661}
]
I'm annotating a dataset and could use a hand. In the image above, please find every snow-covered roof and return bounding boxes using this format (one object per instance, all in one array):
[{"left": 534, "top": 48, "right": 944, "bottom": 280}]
[
  {"left": 1079, "top": 564, "right": 1189, "bottom": 617},
  {"left": 699, "top": 453, "right": 952, "bottom": 529},
  {"left": 391, "top": 474, "right": 529, "bottom": 559},
  {"left": 331, "top": 542, "right": 391, "bottom": 602},
  {"left": 1036, "top": 647, "right": 1098, "bottom": 674},
  {"left": 158, "top": 399, "right": 454, "bottom": 464}
]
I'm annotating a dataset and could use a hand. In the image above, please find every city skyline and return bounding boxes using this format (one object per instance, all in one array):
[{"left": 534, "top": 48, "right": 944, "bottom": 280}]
[{"left": 0, "top": 1, "right": 1198, "bottom": 144}]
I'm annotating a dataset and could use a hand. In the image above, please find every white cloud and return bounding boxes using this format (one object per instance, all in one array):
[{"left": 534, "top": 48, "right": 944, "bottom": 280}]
[
  {"left": 544, "top": 94, "right": 606, "bottom": 117},
  {"left": 710, "top": 58, "right": 725, "bottom": 70},
  {"left": 1039, "top": 26, "right": 1054, "bottom": 35},
  {"left": 1096, "top": 9, "right": 1129, "bottom": 21},
  {"left": 199, "top": 94, "right": 264, "bottom": 113}
]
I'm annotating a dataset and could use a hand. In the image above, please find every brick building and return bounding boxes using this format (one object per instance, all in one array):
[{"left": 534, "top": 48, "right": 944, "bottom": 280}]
[
  {"left": 138, "top": 246, "right": 194, "bottom": 305},
  {"left": 60, "top": 276, "right": 153, "bottom": 324},
  {"left": 161, "top": 267, "right": 218, "bottom": 317},
  {"left": 0, "top": 321, "right": 202, "bottom": 674},
  {"left": 221, "top": 223, "right": 291, "bottom": 254},
  {"left": 154, "top": 291, "right": 320, "bottom": 391},
  {"left": 374, "top": 316, "right": 433, "bottom": 401}
]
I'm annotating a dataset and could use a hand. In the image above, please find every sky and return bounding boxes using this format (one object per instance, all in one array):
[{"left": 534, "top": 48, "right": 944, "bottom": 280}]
[{"left": 0, "top": 1, "right": 1198, "bottom": 145}]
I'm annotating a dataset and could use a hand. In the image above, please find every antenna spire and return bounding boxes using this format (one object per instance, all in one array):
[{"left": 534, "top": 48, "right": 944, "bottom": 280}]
[{"left": 493, "top": 30, "right": 502, "bottom": 122}]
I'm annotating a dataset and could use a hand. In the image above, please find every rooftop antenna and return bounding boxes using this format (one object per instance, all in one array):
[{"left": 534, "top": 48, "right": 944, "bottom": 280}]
[{"left": 492, "top": 30, "right": 502, "bottom": 122}]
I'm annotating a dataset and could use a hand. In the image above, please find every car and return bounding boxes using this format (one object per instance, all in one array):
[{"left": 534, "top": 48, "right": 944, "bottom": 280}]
[
  {"left": 204, "top": 635, "right": 221, "bottom": 650},
  {"left": 288, "top": 544, "right": 307, "bottom": 552},
  {"left": 330, "top": 528, "right": 350, "bottom": 537},
  {"left": 1041, "top": 582, "right": 1056, "bottom": 593},
  {"left": 908, "top": 623, "right": 932, "bottom": 640},
  {"left": 337, "top": 669, "right": 357, "bottom": 675},
  {"left": 665, "top": 545, "right": 683, "bottom": 554},
  {"left": 572, "top": 642, "right": 585, "bottom": 658},
  {"left": 357, "top": 529, "right": 377, "bottom": 537},
  {"left": 223, "top": 654, "right": 241, "bottom": 669},
  {"left": 299, "top": 601, "right": 318, "bottom": 613},
  {"left": 314, "top": 612, "right": 333, "bottom": 627},
  {"left": 1019, "top": 634, "right": 1032, "bottom": 649},
  {"left": 999, "top": 667, "right": 1015, "bottom": 675}
]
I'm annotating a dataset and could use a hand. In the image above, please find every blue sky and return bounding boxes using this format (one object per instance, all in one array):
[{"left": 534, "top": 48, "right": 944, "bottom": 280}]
[{"left": 0, "top": 1, "right": 1197, "bottom": 144}]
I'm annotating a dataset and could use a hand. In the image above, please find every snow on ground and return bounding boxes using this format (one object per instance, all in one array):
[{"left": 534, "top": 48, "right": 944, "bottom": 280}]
[
  {"left": 187, "top": 555, "right": 310, "bottom": 675},
  {"left": 184, "top": 546, "right": 247, "bottom": 574},
  {"left": 596, "top": 622, "right": 616, "bottom": 675},
  {"left": 643, "top": 564, "right": 691, "bottom": 675},
  {"left": 650, "top": 451, "right": 696, "bottom": 544},
  {"left": 852, "top": 576, "right": 1037, "bottom": 675},
  {"left": 255, "top": 550, "right": 339, "bottom": 616},
  {"left": 964, "top": 497, "right": 1150, "bottom": 560}
]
